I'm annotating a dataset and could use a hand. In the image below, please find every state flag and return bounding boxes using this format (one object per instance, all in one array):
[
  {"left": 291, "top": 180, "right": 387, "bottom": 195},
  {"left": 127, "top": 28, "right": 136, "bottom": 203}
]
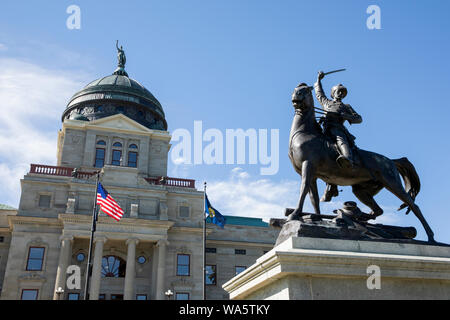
[{"left": 205, "top": 194, "right": 226, "bottom": 228}]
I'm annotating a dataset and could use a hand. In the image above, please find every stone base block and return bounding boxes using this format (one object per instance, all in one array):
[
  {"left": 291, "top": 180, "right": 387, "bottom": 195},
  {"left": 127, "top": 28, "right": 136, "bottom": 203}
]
[{"left": 223, "top": 237, "right": 450, "bottom": 300}]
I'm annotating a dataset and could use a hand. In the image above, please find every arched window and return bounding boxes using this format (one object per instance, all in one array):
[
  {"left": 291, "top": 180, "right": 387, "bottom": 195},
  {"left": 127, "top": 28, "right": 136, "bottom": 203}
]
[
  {"left": 128, "top": 144, "right": 138, "bottom": 167},
  {"left": 101, "top": 256, "right": 126, "bottom": 278},
  {"left": 111, "top": 142, "right": 122, "bottom": 166},
  {"left": 94, "top": 140, "right": 106, "bottom": 168}
]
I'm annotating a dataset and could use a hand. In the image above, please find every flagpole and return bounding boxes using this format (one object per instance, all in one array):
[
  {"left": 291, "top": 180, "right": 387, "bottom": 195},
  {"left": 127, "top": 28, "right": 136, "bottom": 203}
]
[
  {"left": 83, "top": 172, "right": 100, "bottom": 300},
  {"left": 203, "top": 181, "right": 207, "bottom": 301}
]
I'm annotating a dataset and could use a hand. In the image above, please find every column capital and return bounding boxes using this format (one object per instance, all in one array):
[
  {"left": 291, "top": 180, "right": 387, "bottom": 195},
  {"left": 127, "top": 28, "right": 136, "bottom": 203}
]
[
  {"left": 94, "top": 236, "right": 107, "bottom": 244},
  {"left": 126, "top": 238, "right": 139, "bottom": 246},
  {"left": 59, "top": 235, "right": 74, "bottom": 243},
  {"left": 156, "top": 239, "right": 169, "bottom": 248}
]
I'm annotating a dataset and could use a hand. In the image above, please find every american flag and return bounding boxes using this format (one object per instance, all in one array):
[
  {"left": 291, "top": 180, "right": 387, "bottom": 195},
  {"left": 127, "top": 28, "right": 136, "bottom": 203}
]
[{"left": 96, "top": 182, "right": 124, "bottom": 221}]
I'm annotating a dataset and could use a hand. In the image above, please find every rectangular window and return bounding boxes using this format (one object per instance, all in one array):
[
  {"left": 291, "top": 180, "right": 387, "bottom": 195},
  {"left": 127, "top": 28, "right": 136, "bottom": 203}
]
[
  {"left": 0, "top": 236, "right": 4, "bottom": 243},
  {"left": 179, "top": 206, "right": 190, "bottom": 218},
  {"left": 67, "top": 293, "right": 80, "bottom": 300},
  {"left": 111, "top": 150, "right": 122, "bottom": 166},
  {"left": 26, "top": 247, "right": 45, "bottom": 271},
  {"left": 235, "top": 266, "right": 246, "bottom": 276},
  {"left": 38, "top": 195, "right": 51, "bottom": 208},
  {"left": 175, "top": 292, "right": 190, "bottom": 300},
  {"left": 95, "top": 148, "right": 105, "bottom": 168},
  {"left": 21, "top": 289, "right": 38, "bottom": 300},
  {"left": 205, "top": 247, "right": 216, "bottom": 254},
  {"left": 235, "top": 249, "right": 246, "bottom": 255},
  {"left": 128, "top": 151, "right": 138, "bottom": 167},
  {"left": 177, "top": 254, "right": 190, "bottom": 276},
  {"left": 111, "top": 294, "right": 123, "bottom": 300},
  {"left": 136, "top": 294, "right": 147, "bottom": 300},
  {"left": 205, "top": 265, "right": 217, "bottom": 285},
  {"left": 98, "top": 294, "right": 106, "bottom": 300}
]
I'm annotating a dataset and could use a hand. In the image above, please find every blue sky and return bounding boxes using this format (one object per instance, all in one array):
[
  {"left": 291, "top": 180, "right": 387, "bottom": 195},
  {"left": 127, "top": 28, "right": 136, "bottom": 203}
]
[{"left": 0, "top": 1, "right": 449, "bottom": 243}]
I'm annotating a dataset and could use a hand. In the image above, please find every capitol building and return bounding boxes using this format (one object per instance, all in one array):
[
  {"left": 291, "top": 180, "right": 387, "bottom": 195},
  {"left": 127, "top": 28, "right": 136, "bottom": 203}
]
[{"left": 0, "top": 50, "right": 278, "bottom": 300}]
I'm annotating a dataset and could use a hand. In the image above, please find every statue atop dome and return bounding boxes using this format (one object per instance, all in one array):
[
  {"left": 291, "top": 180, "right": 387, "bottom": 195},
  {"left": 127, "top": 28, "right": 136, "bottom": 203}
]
[
  {"left": 114, "top": 40, "right": 128, "bottom": 77},
  {"left": 116, "top": 40, "right": 126, "bottom": 68}
]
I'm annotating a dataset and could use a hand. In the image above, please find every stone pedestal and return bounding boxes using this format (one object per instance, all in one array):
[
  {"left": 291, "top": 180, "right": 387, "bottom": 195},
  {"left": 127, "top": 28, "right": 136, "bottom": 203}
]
[{"left": 223, "top": 236, "right": 450, "bottom": 300}]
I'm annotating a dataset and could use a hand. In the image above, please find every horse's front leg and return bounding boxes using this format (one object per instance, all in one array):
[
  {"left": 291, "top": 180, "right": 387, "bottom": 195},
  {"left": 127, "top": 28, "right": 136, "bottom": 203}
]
[
  {"left": 287, "top": 161, "right": 314, "bottom": 221},
  {"left": 309, "top": 178, "right": 321, "bottom": 215}
]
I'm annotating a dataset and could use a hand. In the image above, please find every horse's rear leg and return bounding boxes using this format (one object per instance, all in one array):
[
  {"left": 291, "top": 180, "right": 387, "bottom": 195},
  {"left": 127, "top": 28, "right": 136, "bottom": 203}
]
[
  {"left": 382, "top": 178, "right": 436, "bottom": 243},
  {"left": 352, "top": 183, "right": 383, "bottom": 218},
  {"left": 287, "top": 161, "right": 314, "bottom": 221}
]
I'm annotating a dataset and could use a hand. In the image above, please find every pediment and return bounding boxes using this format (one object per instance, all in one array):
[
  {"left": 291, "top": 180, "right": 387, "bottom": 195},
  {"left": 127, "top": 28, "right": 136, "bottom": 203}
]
[{"left": 88, "top": 114, "right": 152, "bottom": 133}]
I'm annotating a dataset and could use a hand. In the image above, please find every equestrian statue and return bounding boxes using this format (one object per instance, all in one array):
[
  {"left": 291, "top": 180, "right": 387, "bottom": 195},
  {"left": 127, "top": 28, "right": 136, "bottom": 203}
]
[{"left": 287, "top": 71, "right": 436, "bottom": 243}]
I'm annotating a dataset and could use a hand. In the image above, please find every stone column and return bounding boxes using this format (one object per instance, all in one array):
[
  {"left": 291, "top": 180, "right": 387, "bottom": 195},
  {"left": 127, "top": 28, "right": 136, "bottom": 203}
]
[
  {"left": 123, "top": 139, "right": 129, "bottom": 166},
  {"left": 89, "top": 237, "right": 107, "bottom": 300},
  {"left": 53, "top": 235, "right": 73, "bottom": 300},
  {"left": 124, "top": 238, "right": 139, "bottom": 300},
  {"left": 106, "top": 136, "right": 112, "bottom": 166},
  {"left": 155, "top": 240, "right": 168, "bottom": 300}
]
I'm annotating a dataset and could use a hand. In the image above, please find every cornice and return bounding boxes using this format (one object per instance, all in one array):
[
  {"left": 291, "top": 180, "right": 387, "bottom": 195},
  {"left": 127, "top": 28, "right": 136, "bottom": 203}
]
[
  {"left": 8, "top": 215, "right": 62, "bottom": 229},
  {"left": 63, "top": 116, "right": 171, "bottom": 141},
  {"left": 58, "top": 213, "right": 174, "bottom": 229},
  {"left": 169, "top": 226, "right": 211, "bottom": 235},
  {"left": 206, "top": 239, "right": 275, "bottom": 248}
]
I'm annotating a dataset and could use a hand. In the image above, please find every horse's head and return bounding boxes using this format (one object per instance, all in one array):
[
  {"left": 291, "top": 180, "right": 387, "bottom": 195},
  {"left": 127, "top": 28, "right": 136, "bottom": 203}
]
[{"left": 292, "top": 83, "right": 314, "bottom": 112}]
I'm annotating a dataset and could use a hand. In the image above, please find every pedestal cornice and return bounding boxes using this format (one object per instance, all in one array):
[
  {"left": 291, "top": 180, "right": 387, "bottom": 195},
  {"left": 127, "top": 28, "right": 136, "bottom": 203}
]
[{"left": 223, "top": 236, "right": 450, "bottom": 300}]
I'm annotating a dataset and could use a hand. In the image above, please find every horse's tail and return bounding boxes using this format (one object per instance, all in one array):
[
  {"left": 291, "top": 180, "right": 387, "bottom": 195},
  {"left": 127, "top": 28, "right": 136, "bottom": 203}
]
[{"left": 393, "top": 157, "right": 421, "bottom": 214}]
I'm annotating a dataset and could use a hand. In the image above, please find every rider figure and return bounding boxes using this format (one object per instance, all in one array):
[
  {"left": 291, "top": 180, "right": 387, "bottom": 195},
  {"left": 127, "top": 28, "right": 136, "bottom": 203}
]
[{"left": 314, "top": 71, "right": 363, "bottom": 201}]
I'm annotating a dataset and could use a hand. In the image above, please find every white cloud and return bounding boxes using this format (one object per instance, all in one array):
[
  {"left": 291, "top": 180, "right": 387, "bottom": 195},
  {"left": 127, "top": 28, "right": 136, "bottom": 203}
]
[
  {"left": 0, "top": 58, "right": 89, "bottom": 206},
  {"left": 0, "top": 43, "right": 7, "bottom": 51},
  {"left": 206, "top": 167, "right": 344, "bottom": 222},
  {"left": 205, "top": 167, "right": 408, "bottom": 228},
  {"left": 170, "top": 156, "right": 193, "bottom": 178}
]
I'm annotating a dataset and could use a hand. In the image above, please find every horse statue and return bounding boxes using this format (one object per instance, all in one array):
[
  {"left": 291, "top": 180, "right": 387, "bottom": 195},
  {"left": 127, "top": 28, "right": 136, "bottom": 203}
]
[{"left": 287, "top": 82, "right": 436, "bottom": 243}]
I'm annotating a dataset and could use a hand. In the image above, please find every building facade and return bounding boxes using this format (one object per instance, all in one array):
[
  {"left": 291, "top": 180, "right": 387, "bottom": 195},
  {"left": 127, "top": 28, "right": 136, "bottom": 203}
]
[{"left": 0, "top": 53, "right": 278, "bottom": 300}]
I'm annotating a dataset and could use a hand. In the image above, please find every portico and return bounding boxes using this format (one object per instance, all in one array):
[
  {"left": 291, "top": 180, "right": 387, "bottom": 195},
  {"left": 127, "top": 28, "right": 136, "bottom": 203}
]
[{"left": 57, "top": 214, "right": 174, "bottom": 300}]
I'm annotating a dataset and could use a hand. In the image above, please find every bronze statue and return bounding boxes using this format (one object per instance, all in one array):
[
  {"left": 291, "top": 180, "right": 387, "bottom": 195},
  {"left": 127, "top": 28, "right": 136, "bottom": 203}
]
[
  {"left": 315, "top": 70, "right": 362, "bottom": 202},
  {"left": 315, "top": 71, "right": 361, "bottom": 168},
  {"left": 287, "top": 80, "right": 436, "bottom": 243},
  {"left": 116, "top": 40, "right": 126, "bottom": 68},
  {"left": 113, "top": 41, "right": 128, "bottom": 77}
]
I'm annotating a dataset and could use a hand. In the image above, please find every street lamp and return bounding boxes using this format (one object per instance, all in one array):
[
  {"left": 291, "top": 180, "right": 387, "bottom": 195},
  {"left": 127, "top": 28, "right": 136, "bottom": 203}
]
[
  {"left": 165, "top": 289, "right": 173, "bottom": 300},
  {"left": 55, "top": 287, "right": 64, "bottom": 300}
]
